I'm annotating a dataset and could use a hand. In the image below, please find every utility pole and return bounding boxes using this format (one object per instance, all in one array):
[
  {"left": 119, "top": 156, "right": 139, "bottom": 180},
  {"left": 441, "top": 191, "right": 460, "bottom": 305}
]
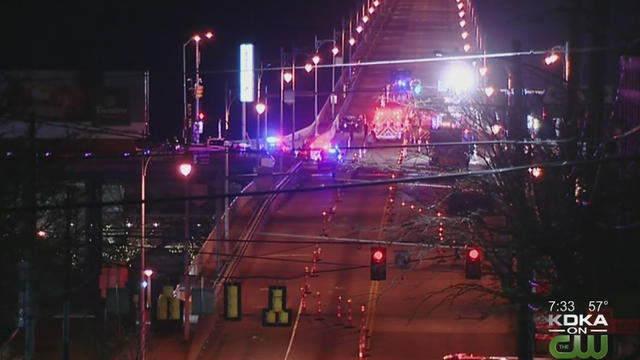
[
  {"left": 291, "top": 52, "right": 296, "bottom": 152},
  {"left": 62, "top": 187, "right": 73, "bottom": 360},
  {"left": 509, "top": 40, "right": 534, "bottom": 360},
  {"left": 564, "top": 0, "right": 582, "bottom": 161}
]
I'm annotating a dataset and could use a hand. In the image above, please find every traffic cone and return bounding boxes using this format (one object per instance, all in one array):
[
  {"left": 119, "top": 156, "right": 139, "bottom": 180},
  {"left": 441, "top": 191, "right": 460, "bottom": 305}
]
[
  {"left": 315, "top": 291, "right": 323, "bottom": 320},
  {"left": 346, "top": 298, "right": 353, "bottom": 327},
  {"left": 300, "top": 287, "right": 307, "bottom": 315},
  {"left": 304, "top": 266, "right": 311, "bottom": 294},
  {"left": 311, "top": 251, "right": 319, "bottom": 277},
  {"left": 336, "top": 295, "right": 343, "bottom": 324}
]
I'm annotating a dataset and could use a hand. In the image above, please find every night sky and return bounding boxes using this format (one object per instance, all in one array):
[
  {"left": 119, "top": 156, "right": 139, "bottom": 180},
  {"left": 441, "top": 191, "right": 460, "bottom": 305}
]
[{"left": 2, "top": 0, "right": 639, "bottom": 140}]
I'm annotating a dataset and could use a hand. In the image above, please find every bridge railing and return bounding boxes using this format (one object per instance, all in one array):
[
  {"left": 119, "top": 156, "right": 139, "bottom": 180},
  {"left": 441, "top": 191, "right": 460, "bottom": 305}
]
[{"left": 282, "top": 1, "right": 390, "bottom": 149}]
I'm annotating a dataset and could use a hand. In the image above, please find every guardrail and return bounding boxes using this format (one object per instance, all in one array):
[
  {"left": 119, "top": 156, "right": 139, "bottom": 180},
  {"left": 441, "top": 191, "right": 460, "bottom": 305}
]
[{"left": 188, "top": 160, "right": 303, "bottom": 360}]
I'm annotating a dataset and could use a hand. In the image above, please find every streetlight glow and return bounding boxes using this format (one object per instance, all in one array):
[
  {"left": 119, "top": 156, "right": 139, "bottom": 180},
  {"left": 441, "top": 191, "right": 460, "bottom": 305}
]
[
  {"left": 463, "top": 43, "right": 471, "bottom": 52},
  {"left": 485, "top": 86, "right": 496, "bottom": 97},
  {"left": 283, "top": 72, "right": 293, "bottom": 83},
  {"left": 349, "top": 37, "right": 356, "bottom": 46},
  {"left": 256, "top": 102, "right": 266, "bottom": 115},
  {"left": 458, "top": 10, "right": 465, "bottom": 18},
  {"left": 459, "top": 19, "right": 466, "bottom": 27},
  {"left": 461, "top": 31, "right": 469, "bottom": 39},
  {"left": 312, "top": 55, "right": 320, "bottom": 65},
  {"left": 362, "top": 15, "right": 369, "bottom": 23},
  {"left": 193, "top": 35, "right": 201, "bottom": 42},
  {"left": 369, "top": 6, "right": 375, "bottom": 14},
  {"left": 37, "top": 230, "right": 47, "bottom": 238},
  {"left": 545, "top": 53, "right": 560, "bottom": 65},
  {"left": 144, "top": 269, "right": 154, "bottom": 277},
  {"left": 304, "top": 63, "right": 313, "bottom": 73},
  {"left": 373, "top": 0, "right": 380, "bottom": 6},
  {"left": 479, "top": 66, "right": 488, "bottom": 76},
  {"left": 457, "top": 2, "right": 464, "bottom": 9},
  {"left": 179, "top": 163, "right": 192, "bottom": 177},
  {"left": 205, "top": 31, "right": 213, "bottom": 39},
  {"left": 356, "top": 25, "right": 364, "bottom": 33},
  {"left": 331, "top": 46, "right": 339, "bottom": 56}
]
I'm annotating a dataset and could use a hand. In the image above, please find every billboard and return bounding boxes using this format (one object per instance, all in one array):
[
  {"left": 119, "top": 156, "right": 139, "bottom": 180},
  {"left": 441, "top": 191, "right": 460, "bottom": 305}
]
[
  {"left": 0, "top": 70, "right": 146, "bottom": 139},
  {"left": 239, "top": 44, "right": 255, "bottom": 103}
]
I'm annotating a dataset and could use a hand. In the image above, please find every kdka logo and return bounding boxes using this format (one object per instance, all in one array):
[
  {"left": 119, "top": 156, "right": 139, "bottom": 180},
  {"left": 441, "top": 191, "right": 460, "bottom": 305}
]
[{"left": 548, "top": 314, "right": 609, "bottom": 359}]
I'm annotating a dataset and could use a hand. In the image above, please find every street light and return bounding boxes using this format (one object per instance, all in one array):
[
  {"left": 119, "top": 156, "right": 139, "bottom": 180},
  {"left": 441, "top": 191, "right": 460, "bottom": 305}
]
[
  {"left": 283, "top": 72, "right": 293, "bottom": 84},
  {"left": 478, "top": 66, "right": 488, "bottom": 77},
  {"left": 362, "top": 15, "right": 369, "bottom": 23},
  {"left": 356, "top": 25, "right": 363, "bottom": 34},
  {"left": 304, "top": 63, "right": 313, "bottom": 73},
  {"left": 331, "top": 46, "right": 340, "bottom": 56},
  {"left": 459, "top": 19, "right": 466, "bottom": 27},
  {"left": 349, "top": 37, "right": 356, "bottom": 46},
  {"left": 484, "top": 86, "right": 496, "bottom": 97},
  {"left": 461, "top": 31, "right": 469, "bottom": 40},
  {"left": 544, "top": 42, "right": 570, "bottom": 82},
  {"left": 179, "top": 160, "right": 192, "bottom": 341},
  {"left": 458, "top": 10, "right": 465, "bottom": 18},
  {"left": 463, "top": 43, "right": 471, "bottom": 53},
  {"left": 182, "top": 31, "right": 214, "bottom": 145},
  {"left": 256, "top": 102, "right": 266, "bottom": 115}
]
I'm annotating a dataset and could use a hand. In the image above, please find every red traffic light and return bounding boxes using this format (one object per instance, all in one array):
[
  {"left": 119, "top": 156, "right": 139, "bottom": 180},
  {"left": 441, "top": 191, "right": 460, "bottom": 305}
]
[
  {"left": 467, "top": 248, "right": 481, "bottom": 261},
  {"left": 372, "top": 248, "right": 385, "bottom": 263},
  {"left": 198, "top": 112, "right": 205, "bottom": 120}
]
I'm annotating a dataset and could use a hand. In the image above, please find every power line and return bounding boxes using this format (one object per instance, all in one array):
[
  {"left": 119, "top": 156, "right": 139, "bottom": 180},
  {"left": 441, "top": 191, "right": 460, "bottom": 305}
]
[{"left": 2, "top": 155, "right": 637, "bottom": 213}]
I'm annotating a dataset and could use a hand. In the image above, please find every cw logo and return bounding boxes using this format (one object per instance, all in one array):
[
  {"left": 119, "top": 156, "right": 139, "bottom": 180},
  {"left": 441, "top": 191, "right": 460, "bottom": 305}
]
[{"left": 549, "top": 335, "right": 608, "bottom": 359}]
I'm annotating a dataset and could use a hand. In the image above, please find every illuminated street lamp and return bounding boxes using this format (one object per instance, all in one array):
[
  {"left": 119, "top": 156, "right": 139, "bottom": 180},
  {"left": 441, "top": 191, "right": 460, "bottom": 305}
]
[
  {"left": 179, "top": 161, "right": 192, "bottom": 341},
  {"left": 368, "top": 6, "right": 375, "bottom": 14},
  {"left": 478, "top": 66, "right": 488, "bottom": 77},
  {"left": 457, "top": 2, "right": 464, "bottom": 10},
  {"left": 182, "top": 31, "right": 214, "bottom": 145},
  {"left": 461, "top": 31, "right": 469, "bottom": 40},
  {"left": 36, "top": 230, "right": 47, "bottom": 238},
  {"left": 362, "top": 15, "right": 369, "bottom": 23},
  {"left": 459, "top": 19, "right": 466, "bottom": 27},
  {"left": 349, "top": 37, "right": 356, "bottom": 46},
  {"left": 463, "top": 43, "right": 471, "bottom": 53},
  {"left": 304, "top": 63, "right": 313, "bottom": 73},
  {"left": 331, "top": 46, "right": 340, "bottom": 56},
  {"left": 484, "top": 86, "right": 496, "bottom": 97},
  {"left": 458, "top": 10, "right": 465, "bottom": 18},
  {"left": 312, "top": 55, "right": 320, "bottom": 65},
  {"left": 283, "top": 72, "right": 293, "bottom": 84},
  {"left": 544, "top": 42, "right": 570, "bottom": 81},
  {"left": 373, "top": 0, "right": 380, "bottom": 6},
  {"left": 256, "top": 102, "right": 266, "bottom": 115},
  {"left": 356, "top": 25, "right": 364, "bottom": 34}
]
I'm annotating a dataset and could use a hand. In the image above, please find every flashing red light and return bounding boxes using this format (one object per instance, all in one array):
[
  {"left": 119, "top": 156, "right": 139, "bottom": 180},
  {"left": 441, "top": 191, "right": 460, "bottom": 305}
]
[
  {"left": 372, "top": 249, "right": 385, "bottom": 263},
  {"left": 468, "top": 248, "right": 480, "bottom": 261}
]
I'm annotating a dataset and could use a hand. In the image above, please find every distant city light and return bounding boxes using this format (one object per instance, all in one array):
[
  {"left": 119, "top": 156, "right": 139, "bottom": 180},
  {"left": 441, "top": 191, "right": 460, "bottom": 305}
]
[
  {"left": 529, "top": 167, "right": 543, "bottom": 179},
  {"left": 144, "top": 269, "right": 154, "bottom": 277}
]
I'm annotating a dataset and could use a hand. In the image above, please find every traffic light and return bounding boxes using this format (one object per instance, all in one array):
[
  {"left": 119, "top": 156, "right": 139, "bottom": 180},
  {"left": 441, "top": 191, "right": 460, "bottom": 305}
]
[
  {"left": 195, "top": 85, "right": 204, "bottom": 99},
  {"left": 198, "top": 112, "right": 205, "bottom": 121},
  {"left": 370, "top": 247, "right": 387, "bottom": 281},
  {"left": 464, "top": 247, "right": 482, "bottom": 279}
]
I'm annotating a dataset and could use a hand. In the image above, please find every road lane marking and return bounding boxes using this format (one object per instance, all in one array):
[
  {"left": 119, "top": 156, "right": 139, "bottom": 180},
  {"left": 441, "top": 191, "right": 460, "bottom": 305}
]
[{"left": 283, "top": 297, "right": 304, "bottom": 360}]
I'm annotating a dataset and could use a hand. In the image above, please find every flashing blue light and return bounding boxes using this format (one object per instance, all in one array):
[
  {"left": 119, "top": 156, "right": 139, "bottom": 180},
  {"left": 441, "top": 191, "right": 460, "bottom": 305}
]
[
  {"left": 84, "top": 152, "right": 93, "bottom": 158},
  {"left": 266, "top": 136, "right": 280, "bottom": 144},
  {"left": 123, "top": 152, "right": 131, "bottom": 157}
]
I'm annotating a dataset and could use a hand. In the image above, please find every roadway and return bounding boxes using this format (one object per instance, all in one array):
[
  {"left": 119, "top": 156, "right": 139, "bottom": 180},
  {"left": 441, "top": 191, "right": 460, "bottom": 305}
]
[{"left": 190, "top": 0, "right": 516, "bottom": 359}]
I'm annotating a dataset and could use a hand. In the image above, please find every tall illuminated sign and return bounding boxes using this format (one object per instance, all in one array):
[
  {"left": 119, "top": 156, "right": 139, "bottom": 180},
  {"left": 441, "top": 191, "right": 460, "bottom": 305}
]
[{"left": 239, "top": 44, "right": 255, "bottom": 103}]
